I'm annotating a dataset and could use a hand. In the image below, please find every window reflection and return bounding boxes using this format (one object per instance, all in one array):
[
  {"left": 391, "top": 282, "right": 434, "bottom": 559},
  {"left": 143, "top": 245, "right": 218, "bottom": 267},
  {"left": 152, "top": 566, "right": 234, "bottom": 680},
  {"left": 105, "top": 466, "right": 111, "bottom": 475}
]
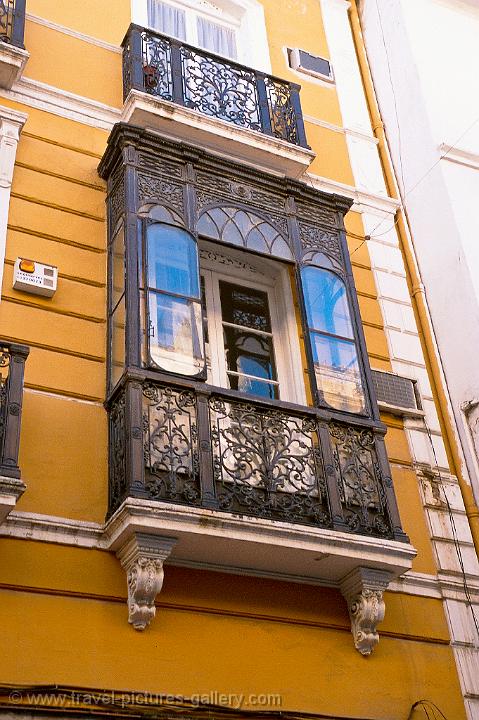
[
  {"left": 219, "top": 281, "right": 279, "bottom": 400},
  {"left": 147, "top": 223, "right": 205, "bottom": 376},
  {"left": 301, "top": 267, "right": 365, "bottom": 413}
]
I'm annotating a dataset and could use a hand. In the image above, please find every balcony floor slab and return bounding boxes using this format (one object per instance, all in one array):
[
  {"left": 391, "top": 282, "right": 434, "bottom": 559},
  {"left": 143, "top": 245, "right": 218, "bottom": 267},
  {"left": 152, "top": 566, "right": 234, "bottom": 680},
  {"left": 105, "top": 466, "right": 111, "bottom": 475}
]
[
  {"left": 121, "top": 89, "right": 316, "bottom": 179},
  {"left": 0, "top": 42, "right": 29, "bottom": 89},
  {"left": 105, "top": 498, "right": 416, "bottom": 586},
  {"left": 0, "top": 475, "right": 26, "bottom": 524}
]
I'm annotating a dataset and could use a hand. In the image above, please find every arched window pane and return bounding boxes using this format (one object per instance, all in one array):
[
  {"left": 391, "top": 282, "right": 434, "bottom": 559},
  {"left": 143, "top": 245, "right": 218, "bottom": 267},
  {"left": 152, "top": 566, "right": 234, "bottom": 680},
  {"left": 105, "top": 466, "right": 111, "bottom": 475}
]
[
  {"left": 147, "top": 223, "right": 204, "bottom": 376},
  {"left": 147, "top": 224, "right": 200, "bottom": 297},
  {"left": 301, "top": 266, "right": 365, "bottom": 413},
  {"left": 302, "top": 266, "right": 353, "bottom": 339}
]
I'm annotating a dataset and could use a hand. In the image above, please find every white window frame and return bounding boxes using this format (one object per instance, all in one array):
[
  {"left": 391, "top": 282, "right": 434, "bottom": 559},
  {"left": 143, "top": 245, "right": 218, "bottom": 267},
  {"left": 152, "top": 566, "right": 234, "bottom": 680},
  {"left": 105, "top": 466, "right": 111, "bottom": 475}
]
[
  {"left": 199, "top": 242, "right": 306, "bottom": 406},
  {"left": 131, "top": 0, "right": 272, "bottom": 71}
]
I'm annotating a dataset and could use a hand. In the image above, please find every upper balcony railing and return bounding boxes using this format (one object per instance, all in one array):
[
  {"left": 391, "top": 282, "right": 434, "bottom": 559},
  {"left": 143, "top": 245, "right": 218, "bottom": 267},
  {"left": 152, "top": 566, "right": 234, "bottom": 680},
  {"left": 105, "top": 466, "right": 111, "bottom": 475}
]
[
  {"left": 108, "top": 371, "right": 407, "bottom": 542},
  {"left": 0, "top": 342, "right": 29, "bottom": 479},
  {"left": 122, "top": 24, "right": 309, "bottom": 148},
  {"left": 0, "top": 0, "right": 26, "bottom": 48}
]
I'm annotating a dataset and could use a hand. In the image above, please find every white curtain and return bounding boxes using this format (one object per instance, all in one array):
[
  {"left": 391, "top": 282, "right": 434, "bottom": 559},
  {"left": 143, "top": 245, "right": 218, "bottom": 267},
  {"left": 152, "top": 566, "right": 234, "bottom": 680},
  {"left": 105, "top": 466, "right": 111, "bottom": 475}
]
[
  {"left": 197, "top": 16, "right": 237, "bottom": 59},
  {"left": 147, "top": 0, "right": 186, "bottom": 40}
]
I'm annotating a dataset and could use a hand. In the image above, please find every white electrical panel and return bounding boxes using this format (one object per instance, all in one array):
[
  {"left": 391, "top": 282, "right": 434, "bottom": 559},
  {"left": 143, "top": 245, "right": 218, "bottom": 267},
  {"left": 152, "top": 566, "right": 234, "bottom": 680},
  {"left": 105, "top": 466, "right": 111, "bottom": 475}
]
[{"left": 13, "top": 258, "right": 58, "bottom": 297}]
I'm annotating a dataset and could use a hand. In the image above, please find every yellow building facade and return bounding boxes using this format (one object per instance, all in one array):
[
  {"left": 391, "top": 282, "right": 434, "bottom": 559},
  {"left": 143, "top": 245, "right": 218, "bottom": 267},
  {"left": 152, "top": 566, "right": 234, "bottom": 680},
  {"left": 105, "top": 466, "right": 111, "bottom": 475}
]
[{"left": 0, "top": 0, "right": 477, "bottom": 719}]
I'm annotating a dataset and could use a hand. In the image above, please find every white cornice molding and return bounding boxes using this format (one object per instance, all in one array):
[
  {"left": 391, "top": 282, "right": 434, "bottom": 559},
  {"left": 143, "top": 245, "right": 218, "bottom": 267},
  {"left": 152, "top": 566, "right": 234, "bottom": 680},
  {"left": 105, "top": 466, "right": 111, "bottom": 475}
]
[
  {"left": 439, "top": 143, "right": 479, "bottom": 171},
  {"left": 4, "top": 509, "right": 478, "bottom": 603},
  {"left": 2, "top": 510, "right": 103, "bottom": 547},
  {"left": 304, "top": 113, "right": 378, "bottom": 145},
  {"left": 0, "top": 78, "right": 399, "bottom": 215},
  {"left": 0, "top": 105, "right": 28, "bottom": 127},
  {"left": 0, "top": 76, "right": 121, "bottom": 130},
  {"left": 26, "top": 13, "right": 122, "bottom": 54},
  {"left": 304, "top": 171, "right": 400, "bottom": 215}
]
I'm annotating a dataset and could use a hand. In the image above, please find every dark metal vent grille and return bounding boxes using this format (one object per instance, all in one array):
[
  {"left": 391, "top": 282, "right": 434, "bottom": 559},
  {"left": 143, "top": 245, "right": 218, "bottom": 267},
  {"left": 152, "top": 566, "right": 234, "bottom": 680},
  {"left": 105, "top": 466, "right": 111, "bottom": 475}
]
[{"left": 372, "top": 370, "right": 419, "bottom": 410}]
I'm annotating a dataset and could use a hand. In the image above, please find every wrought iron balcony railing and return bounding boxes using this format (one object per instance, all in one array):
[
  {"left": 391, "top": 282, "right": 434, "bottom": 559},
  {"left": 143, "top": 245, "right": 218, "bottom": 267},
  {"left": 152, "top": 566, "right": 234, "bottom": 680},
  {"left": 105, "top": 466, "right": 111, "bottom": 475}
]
[
  {"left": 0, "top": 342, "right": 29, "bottom": 479},
  {"left": 108, "top": 373, "right": 406, "bottom": 542},
  {"left": 0, "top": 0, "right": 26, "bottom": 48},
  {"left": 122, "top": 24, "right": 308, "bottom": 148}
]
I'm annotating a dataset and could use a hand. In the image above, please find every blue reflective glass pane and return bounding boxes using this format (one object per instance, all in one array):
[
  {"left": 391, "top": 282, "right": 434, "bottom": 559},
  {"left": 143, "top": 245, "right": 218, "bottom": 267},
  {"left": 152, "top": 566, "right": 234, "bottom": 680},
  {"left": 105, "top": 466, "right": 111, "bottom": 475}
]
[
  {"left": 301, "top": 266, "right": 353, "bottom": 339},
  {"left": 310, "top": 332, "right": 365, "bottom": 413},
  {"left": 228, "top": 374, "right": 278, "bottom": 400},
  {"left": 147, "top": 224, "right": 199, "bottom": 298}
]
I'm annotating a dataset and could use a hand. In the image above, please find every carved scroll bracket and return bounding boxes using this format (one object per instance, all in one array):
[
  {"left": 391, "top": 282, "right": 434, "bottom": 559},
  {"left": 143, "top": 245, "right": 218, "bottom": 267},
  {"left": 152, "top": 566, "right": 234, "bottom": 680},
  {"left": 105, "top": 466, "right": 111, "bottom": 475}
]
[
  {"left": 117, "top": 532, "right": 177, "bottom": 631},
  {"left": 340, "top": 567, "right": 394, "bottom": 656}
]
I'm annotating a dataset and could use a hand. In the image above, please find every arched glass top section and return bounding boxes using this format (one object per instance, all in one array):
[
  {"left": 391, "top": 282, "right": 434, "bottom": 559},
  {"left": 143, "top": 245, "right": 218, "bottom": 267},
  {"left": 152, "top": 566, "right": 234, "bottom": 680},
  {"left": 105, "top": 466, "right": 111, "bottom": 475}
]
[
  {"left": 302, "top": 266, "right": 354, "bottom": 340},
  {"left": 147, "top": 204, "right": 184, "bottom": 226},
  {"left": 147, "top": 223, "right": 200, "bottom": 297},
  {"left": 301, "top": 266, "right": 365, "bottom": 414},
  {"left": 197, "top": 206, "right": 293, "bottom": 260},
  {"left": 146, "top": 223, "right": 204, "bottom": 376}
]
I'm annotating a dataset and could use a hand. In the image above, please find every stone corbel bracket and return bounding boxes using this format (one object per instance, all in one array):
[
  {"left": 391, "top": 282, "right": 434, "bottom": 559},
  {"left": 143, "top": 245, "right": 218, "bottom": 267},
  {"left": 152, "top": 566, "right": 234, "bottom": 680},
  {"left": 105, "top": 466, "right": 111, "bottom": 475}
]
[
  {"left": 340, "top": 567, "right": 394, "bottom": 656},
  {"left": 117, "top": 532, "right": 177, "bottom": 631}
]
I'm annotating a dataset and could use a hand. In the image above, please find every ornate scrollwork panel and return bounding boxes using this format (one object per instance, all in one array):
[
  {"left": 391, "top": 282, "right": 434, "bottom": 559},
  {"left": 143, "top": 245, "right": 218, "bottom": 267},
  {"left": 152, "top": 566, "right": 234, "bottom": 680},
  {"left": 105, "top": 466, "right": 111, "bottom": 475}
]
[
  {"left": 109, "top": 177, "right": 124, "bottom": 229},
  {"left": 209, "top": 396, "right": 330, "bottom": 526},
  {"left": 329, "top": 423, "right": 392, "bottom": 537},
  {"left": 0, "top": 0, "right": 13, "bottom": 41},
  {"left": 109, "top": 390, "right": 128, "bottom": 513},
  {"left": 296, "top": 202, "right": 337, "bottom": 229},
  {"left": 181, "top": 47, "right": 261, "bottom": 131},
  {"left": 0, "top": 347, "right": 10, "bottom": 454},
  {"left": 141, "top": 31, "right": 173, "bottom": 99},
  {"left": 298, "top": 221, "right": 343, "bottom": 266},
  {"left": 143, "top": 383, "right": 201, "bottom": 505},
  {"left": 137, "top": 173, "right": 184, "bottom": 216},
  {"left": 264, "top": 77, "right": 298, "bottom": 145},
  {"left": 195, "top": 173, "right": 287, "bottom": 215}
]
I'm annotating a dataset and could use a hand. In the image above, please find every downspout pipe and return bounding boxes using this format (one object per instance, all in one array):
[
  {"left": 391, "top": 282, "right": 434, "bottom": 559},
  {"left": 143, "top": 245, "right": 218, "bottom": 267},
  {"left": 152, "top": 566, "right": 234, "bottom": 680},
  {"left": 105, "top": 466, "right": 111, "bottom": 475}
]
[{"left": 348, "top": 0, "right": 479, "bottom": 559}]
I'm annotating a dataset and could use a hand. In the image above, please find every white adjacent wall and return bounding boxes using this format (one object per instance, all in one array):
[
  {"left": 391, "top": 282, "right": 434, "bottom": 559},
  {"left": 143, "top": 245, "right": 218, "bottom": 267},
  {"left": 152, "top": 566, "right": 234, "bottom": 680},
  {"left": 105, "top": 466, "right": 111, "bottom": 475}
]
[
  {"left": 357, "top": 0, "right": 479, "bottom": 716},
  {"left": 359, "top": 0, "right": 479, "bottom": 505}
]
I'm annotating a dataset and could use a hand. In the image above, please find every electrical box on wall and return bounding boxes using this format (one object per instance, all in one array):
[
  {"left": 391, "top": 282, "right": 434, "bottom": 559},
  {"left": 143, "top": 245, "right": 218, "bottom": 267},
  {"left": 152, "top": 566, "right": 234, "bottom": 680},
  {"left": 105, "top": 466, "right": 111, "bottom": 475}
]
[{"left": 13, "top": 258, "right": 58, "bottom": 297}]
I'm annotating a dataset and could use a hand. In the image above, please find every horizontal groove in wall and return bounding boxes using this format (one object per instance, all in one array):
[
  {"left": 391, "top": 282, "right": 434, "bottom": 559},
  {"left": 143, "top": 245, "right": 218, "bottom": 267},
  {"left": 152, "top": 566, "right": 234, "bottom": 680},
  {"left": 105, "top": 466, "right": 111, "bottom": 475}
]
[
  {"left": 0, "top": 583, "right": 449, "bottom": 645},
  {"left": 15, "top": 161, "right": 105, "bottom": 192},
  {"left": 24, "top": 383, "right": 104, "bottom": 404},
  {"left": 10, "top": 193, "right": 105, "bottom": 223},
  {"left": 357, "top": 290, "right": 378, "bottom": 301},
  {"left": 2, "top": 296, "right": 105, "bottom": 324},
  {"left": 0, "top": 336, "right": 104, "bottom": 363},
  {"left": 8, "top": 225, "right": 105, "bottom": 254},
  {"left": 367, "top": 351, "right": 390, "bottom": 362},
  {"left": 21, "top": 131, "right": 104, "bottom": 159}
]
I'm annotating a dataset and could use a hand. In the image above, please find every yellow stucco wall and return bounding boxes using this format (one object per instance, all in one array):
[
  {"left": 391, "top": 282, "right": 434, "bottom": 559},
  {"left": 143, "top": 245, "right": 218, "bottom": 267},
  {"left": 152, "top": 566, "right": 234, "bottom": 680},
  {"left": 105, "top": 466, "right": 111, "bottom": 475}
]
[{"left": 0, "top": 1, "right": 463, "bottom": 718}]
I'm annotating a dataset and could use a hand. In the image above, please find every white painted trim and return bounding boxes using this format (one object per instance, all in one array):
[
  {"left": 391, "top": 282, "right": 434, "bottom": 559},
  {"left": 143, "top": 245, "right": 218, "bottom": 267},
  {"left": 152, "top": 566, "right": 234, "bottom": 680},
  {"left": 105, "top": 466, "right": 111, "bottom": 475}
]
[
  {"left": 2, "top": 509, "right": 468, "bottom": 601},
  {"left": 0, "top": 476, "right": 26, "bottom": 524},
  {"left": 0, "top": 42, "right": 29, "bottom": 90},
  {"left": 304, "top": 113, "right": 379, "bottom": 144},
  {"left": 0, "top": 105, "right": 27, "bottom": 306},
  {"left": 304, "top": 171, "right": 400, "bottom": 215},
  {"left": 25, "top": 13, "right": 122, "bottom": 54},
  {"left": 0, "top": 78, "right": 401, "bottom": 216},
  {"left": 0, "top": 76, "right": 121, "bottom": 130},
  {"left": 122, "top": 89, "right": 315, "bottom": 178},
  {"left": 439, "top": 143, "right": 479, "bottom": 171},
  {"left": 2, "top": 511, "right": 103, "bottom": 547}
]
